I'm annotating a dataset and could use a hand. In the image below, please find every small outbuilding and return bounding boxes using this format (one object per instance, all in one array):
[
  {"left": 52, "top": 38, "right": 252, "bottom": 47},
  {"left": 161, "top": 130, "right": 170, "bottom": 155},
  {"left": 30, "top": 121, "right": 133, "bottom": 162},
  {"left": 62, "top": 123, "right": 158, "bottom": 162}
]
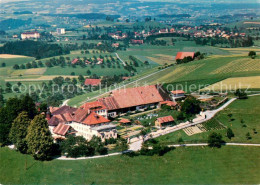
[{"left": 155, "top": 115, "right": 175, "bottom": 128}]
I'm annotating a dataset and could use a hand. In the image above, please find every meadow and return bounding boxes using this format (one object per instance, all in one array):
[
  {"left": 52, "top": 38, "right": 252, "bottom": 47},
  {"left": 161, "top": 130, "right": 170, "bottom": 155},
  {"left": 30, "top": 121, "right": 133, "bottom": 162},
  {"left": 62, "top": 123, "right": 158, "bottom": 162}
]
[
  {"left": 156, "top": 96, "right": 260, "bottom": 145},
  {"left": 201, "top": 76, "right": 260, "bottom": 92},
  {"left": 0, "top": 146, "right": 259, "bottom": 184}
]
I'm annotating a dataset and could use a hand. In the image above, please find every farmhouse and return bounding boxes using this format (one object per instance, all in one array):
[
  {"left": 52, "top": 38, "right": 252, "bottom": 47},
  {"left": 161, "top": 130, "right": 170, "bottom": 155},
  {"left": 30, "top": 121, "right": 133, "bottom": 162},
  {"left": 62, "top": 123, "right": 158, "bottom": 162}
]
[
  {"left": 159, "top": 28, "right": 169, "bottom": 34},
  {"left": 175, "top": 52, "right": 195, "bottom": 60},
  {"left": 119, "top": 118, "right": 131, "bottom": 125},
  {"left": 71, "top": 58, "right": 79, "bottom": 64},
  {"left": 48, "top": 106, "right": 117, "bottom": 141},
  {"left": 160, "top": 100, "right": 177, "bottom": 108},
  {"left": 57, "top": 28, "right": 65, "bottom": 35},
  {"left": 131, "top": 39, "right": 144, "bottom": 44},
  {"left": 80, "top": 101, "right": 108, "bottom": 118},
  {"left": 84, "top": 79, "right": 102, "bottom": 86},
  {"left": 171, "top": 90, "right": 186, "bottom": 100},
  {"left": 97, "top": 85, "right": 170, "bottom": 117},
  {"left": 21, "top": 31, "right": 40, "bottom": 40},
  {"left": 155, "top": 115, "right": 175, "bottom": 128}
]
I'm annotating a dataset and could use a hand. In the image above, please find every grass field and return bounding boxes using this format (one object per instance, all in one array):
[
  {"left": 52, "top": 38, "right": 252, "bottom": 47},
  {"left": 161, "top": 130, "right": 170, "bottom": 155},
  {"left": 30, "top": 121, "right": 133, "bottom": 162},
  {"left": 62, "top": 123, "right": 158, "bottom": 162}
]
[
  {"left": 68, "top": 55, "right": 260, "bottom": 106},
  {"left": 201, "top": 76, "right": 260, "bottom": 92},
  {"left": 156, "top": 96, "right": 260, "bottom": 145},
  {"left": 0, "top": 146, "right": 259, "bottom": 184},
  {"left": 0, "top": 56, "right": 34, "bottom": 67}
]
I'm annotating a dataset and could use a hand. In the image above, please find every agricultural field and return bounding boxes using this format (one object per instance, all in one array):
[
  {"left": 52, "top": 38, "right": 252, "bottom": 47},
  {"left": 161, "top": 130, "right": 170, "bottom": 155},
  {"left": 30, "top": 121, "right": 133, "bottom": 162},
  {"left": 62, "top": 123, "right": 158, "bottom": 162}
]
[
  {"left": 68, "top": 54, "right": 260, "bottom": 106},
  {"left": 201, "top": 76, "right": 260, "bottom": 92},
  {"left": 156, "top": 96, "right": 260, "bottom": 145},
  {"left": 0, "top": 146, "right": 259, "bottom": 184}
]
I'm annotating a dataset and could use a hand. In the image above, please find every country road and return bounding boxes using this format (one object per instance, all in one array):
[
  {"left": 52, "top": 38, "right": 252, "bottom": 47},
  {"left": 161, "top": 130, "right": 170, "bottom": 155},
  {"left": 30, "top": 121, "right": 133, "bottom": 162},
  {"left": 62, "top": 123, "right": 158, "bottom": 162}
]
[
  {"left": 129, "top": 94, "right": 260, "bottom": 151},
  {"left": 54, "top": 142, "right": 260, "bottom": 160},
  {"left": 115, "top": 53, "right": 126, "bottom": 66}
]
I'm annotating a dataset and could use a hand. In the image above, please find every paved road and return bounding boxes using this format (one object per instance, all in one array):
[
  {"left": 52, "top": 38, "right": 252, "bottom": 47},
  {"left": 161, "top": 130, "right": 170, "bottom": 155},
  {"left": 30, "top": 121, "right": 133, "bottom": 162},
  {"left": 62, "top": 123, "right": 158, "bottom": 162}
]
[
  {"left": 169, "top": 143, "right": 260, "bottom": 147},
  {"left": 54, "top": 143, "right": 260, "bottom": 160},
  {"left": 129, "top": 98, "right": 237, "bottom": 151},
  {"left": 115, "top": 53, "right": 126, "bottom": 66},
  {"left": 62, "top": 99, "right": 70, "bottom": 106}
]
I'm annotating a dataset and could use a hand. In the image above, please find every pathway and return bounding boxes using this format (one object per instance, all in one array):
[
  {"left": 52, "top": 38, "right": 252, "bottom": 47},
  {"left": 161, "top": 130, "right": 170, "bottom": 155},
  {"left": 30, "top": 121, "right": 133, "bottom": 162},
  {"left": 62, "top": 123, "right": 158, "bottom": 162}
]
[{"left": 115, "top": 53, "right": 126, "bottom": 66}]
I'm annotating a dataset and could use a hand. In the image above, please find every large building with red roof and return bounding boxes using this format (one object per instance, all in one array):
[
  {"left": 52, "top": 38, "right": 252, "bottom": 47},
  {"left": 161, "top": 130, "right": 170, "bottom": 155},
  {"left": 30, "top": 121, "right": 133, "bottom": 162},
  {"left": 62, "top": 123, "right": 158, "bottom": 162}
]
[
  {"left": 84, "top": 79, "right": 102, "bottom": 86},
  {"left": 97, "top": 85, "right": 170, "bottom": 117},
  {"left": 47, "top": 105, "right": 117, "bottom": 141},
  {"left": 175, "top": 52, "right": 195, "bottom": 60}
]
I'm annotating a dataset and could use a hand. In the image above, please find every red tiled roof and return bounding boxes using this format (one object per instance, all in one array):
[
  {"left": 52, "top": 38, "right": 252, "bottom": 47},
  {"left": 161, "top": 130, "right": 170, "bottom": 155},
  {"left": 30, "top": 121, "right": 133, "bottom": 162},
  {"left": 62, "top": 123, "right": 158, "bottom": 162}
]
[
  {"left": 84, "top": 79, "right": 101, "bottom": 86},
  {"left": 122, "top": 77, "right": 130, "bottom": 80},
  {"left": 119, "top": 118, "right": 131, "bottom": 124},
  {"left": 73, "top": 108, "right": 89, "bottom": 123},
  {"left": 22, "top": 31, "right": 39, "bottom": 35},
  {"left": 49, "top": 107, "right": 59, "bottom": 113},
  {"left": 48, "top": 115, "right": 64, "bottom": 126},
  {"left": 171, "top": 90, "right": 185, "bottom": 94},
  {"left": 98, "top": 85, "right": 169, "bottom": 110},
  {"left": 81, "top": 111, "right": 110, "bottom": 125},
  {"left": 98, "top": 96, "right": 120, "bottom": 110},
  {"left": 71, "top": 58, "right": 79, "bottom": 64},
  {"left": 53, "top": 123, "right": 71, "bottom": 136},
  {"left": 156, "top": 115, "right": 174, "bottom": 124},
  {"left": 160, "top": 101, "right": 177, "bottom": 107},
  {"left": 175, "top": 52, "right": 195, "bottom": 60},
  {"left": 51, "top": 106, "right": 77, "bottom": 115},
  {"left": 80, "top": 101, "right": 107, "bottom": 111},
  {"left": 131, "top": 39, "right": 144, "bottom": 44}
]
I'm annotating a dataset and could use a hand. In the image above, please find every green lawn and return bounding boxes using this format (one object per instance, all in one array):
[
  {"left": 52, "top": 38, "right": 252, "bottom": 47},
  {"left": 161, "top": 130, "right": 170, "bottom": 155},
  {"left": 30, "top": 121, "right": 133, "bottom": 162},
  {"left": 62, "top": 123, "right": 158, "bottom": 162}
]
[
  {"left": 0, "top": 146, "right": 259, "bottom": 184},
  {"left": 0, "top": 57, "right": 35, "bottom": 67},
  {"left": 156, "top": 96, "right": 260, "bottom": 145}
]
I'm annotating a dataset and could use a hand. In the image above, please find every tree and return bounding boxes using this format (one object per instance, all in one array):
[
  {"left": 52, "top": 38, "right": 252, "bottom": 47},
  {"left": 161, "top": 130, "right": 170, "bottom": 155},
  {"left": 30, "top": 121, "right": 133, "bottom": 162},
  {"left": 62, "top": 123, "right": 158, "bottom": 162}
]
[
  {"left": 226, "top": 127, "right": 234, "bottom": 139},
  {"left": 246, "top": 132, "right": 252, "bottom": 140},
  {"left": 248, "top": 51, "right": 256, "bottom": 57},
  {"left": 1, "top": 62, "right": 6, "bottom": 67},
  {"left": 181, "top": 96, "right": 201, "bottom": 115},
  {"left": 26, "top": 114, "right": 54, "bottom": 160},
  {"left": 234, "top": 89, "right": 247, "bottom": 99},
  {"left": 78, "top": 75, "right": 85, "bottom": 83},
  {"left": 115, "top": 138, "right": 128, "bottom": 152},
  {"left": 9, "top": 112, "right": 31, "bottom": 153},
  {"left": 208, "top": 132, "right": 223, "bottom": 148}
]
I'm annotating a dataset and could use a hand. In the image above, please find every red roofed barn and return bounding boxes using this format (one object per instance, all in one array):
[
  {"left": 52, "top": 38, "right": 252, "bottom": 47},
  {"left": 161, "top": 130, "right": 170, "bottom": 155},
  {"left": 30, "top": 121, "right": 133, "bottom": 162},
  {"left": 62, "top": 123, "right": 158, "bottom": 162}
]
[
  {"left": 84, "top": 79, "right": 101, "bottom": 86},
  {"left": 175, "top": 52, "right": 195, "bottom": 60},
  {"left": 155, "top": 115, "right": 175, "bottom": 128}
]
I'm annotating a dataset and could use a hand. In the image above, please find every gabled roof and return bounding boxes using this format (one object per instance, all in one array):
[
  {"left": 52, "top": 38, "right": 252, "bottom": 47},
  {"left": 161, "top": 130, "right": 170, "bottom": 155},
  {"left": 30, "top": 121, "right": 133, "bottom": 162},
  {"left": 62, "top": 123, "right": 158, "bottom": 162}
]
[
  {"left": 71, "top": 58, "right": 79, "bottom": 64},
  {"left": 48, "top": 115, "right": 64, "bottom": 126},
  {"left": 84, "top": 79, "right": 101, "bottom": 86},
  {"left": 119, "top": 118, "right": 131, "bottom": 124},
  {"left": 53, "top": 123, "right": 71, "bottom": 136},
  {"left": 73, "top": 108, "right": 89, "bottom": 123},
  {"left": 156, "top": 115, "right": 174, "bottom": 124},
  {"left": 80, "top": 101, "right": 107, "bottom": 111},
  {"left": 175, "top": 52, "right": 195, "bottom": 60},
  {"left": 98, "top": 96, "right": 120, "bottom": 110},
  {"left": 51, "top": 106, "right": 77, "bottom": 115},
  {"left": 160, "top": 101, "right": 177, "bottom": 107},
  {"left": 99, "top": 85, "right": 168, "bottom": 110},
  {"left": 108, "top": 85, "right": 168, "bottom": 108},
  {"left": 171, "top": 90, "right": 185, "bottom": 94},
  {"left": 81, "top": 111, "right": 110, "bottom": 125}
]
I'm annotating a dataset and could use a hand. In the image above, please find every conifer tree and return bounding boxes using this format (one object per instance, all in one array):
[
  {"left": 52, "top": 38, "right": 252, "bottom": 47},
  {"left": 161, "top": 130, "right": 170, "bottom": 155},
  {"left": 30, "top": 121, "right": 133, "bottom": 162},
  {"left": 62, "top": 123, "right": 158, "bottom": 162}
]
[
  {"left": 26, "top": 114, "right": 53, "bottom": 160},
  {"left": 9, "top": 111, "right": 31, "bottom": 153}
]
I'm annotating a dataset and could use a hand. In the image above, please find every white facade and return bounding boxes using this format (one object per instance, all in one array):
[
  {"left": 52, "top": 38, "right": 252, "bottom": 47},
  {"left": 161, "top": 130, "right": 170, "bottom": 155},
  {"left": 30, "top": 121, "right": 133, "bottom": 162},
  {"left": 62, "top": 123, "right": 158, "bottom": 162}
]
[
  {"left": 21, "top": 32, "right": 40, "bottom": 40},
  {"left": 57, "top": 28, "right": 65, "bottom": 35},
  {"left": 70, "top": 122, "right": 117, "bottom": 141}
]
